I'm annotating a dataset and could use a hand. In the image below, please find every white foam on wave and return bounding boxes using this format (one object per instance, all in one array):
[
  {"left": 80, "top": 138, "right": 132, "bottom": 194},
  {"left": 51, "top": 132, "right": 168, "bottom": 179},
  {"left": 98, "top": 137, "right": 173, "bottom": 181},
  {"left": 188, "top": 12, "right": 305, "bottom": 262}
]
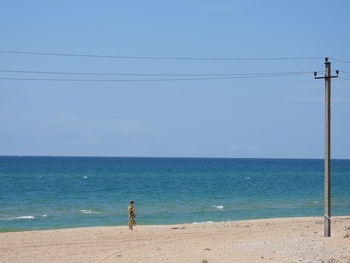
[
  {"left": 192, "top": 221, "right": 214, "bottom": 224},
  {"left": 80, "top": 209, "right": 101, "bottom": 214},
  {"left": 0, "top": 216, "right": 35, "bottom": 221},
  {"left": 82, "top": 176, "right": 88, "bottom": 179},
  {"left": 213, "top": 205, "right": 224, "bottom": 209},
  {"left": 12, "top": 216, "right": 35, "bottom": 220},
  {"left": 312, "top": 201, "right": 320, "bottom": 204},
  {"left": 41, "top": 214, "right": 48, "bottom": 217}
]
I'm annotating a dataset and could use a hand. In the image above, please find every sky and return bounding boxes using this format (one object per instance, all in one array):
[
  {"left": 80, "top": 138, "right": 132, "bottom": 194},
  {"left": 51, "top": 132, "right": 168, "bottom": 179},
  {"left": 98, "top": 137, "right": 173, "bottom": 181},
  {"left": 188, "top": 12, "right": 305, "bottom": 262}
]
[{"left": 0, "top": 0, "right": 349, "bottom": 158}]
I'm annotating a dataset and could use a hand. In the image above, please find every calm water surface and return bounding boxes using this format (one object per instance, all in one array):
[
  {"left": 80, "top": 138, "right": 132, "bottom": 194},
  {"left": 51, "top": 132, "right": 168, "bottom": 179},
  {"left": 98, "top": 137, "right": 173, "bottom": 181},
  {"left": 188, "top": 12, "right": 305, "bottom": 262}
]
[{"left": 0, "top": 157, "right": 349, "bottom": 231}]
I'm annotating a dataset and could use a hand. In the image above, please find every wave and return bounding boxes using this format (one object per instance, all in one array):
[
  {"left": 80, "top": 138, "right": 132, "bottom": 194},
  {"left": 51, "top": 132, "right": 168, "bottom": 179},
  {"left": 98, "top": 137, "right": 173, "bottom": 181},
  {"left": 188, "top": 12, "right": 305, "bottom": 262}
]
[
  {"left": 0, "top": 216, "right": 35, "bottom": 221},
  {"left": 213, "top": 205, "right": 224, "bottom": 209},
  {"left": 192, "top": 221, "right": 214, "bottom": 224},
  {"left": 80, "top": 209, "right": 101, "bottom": 214}
]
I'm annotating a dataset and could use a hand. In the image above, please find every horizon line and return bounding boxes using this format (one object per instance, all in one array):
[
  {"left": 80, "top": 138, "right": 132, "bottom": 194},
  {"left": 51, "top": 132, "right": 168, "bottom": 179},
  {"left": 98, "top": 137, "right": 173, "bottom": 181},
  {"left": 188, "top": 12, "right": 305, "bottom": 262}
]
[{"left": 0, "top": 155, "right": 349, "bottom": 160}]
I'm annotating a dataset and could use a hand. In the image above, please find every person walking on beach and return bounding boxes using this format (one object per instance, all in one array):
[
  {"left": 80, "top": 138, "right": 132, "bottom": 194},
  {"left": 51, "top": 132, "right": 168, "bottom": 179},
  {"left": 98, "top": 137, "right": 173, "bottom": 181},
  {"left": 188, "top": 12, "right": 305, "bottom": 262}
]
[{"left": 128, "top": 200, "right": 136, "bottom": 230}]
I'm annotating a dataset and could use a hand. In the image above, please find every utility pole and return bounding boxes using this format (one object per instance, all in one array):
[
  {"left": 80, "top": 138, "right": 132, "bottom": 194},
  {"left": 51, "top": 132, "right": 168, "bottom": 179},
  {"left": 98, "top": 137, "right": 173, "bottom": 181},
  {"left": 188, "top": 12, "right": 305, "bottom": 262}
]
[{"left": 314, "top": 57, "right": 338, "bottom": 237}]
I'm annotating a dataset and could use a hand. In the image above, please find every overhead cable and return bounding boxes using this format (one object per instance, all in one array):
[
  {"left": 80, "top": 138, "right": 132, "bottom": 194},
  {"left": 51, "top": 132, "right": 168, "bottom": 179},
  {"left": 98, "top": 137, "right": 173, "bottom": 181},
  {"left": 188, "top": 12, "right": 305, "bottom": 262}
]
[
  {"left": 0, "top": 50, "right": 324, "bottom": 61},
  {"left": 329, "top": 58, "right": 350, "bottom": 64},
  {"left": 0, "top": 69, "right": 316, "bottom": 77},
  {"left": 0, "top": 72, "right": 312, "bottom": 82}
]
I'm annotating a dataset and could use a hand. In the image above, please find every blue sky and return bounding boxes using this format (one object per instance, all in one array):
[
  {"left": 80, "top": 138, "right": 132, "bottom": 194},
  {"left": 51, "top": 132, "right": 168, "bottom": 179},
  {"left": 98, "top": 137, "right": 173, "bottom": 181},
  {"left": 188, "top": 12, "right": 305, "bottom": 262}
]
[{"left": 0, "top": 0, "right": 349, "bottom": 158}]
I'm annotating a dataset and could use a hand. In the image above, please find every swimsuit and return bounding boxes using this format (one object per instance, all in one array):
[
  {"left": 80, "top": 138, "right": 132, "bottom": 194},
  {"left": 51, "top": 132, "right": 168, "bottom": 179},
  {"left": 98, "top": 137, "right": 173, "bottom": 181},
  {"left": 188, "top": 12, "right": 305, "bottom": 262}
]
[{"left": 128, "top": 204, "right": 136, "bottom": 225}]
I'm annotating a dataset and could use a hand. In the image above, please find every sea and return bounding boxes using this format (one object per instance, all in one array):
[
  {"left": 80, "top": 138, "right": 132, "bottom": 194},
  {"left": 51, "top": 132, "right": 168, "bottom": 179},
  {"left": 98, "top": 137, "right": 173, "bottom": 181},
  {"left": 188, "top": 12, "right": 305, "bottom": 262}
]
[{"left": 0, "top": 156, "right": 349, "bottom": 232}]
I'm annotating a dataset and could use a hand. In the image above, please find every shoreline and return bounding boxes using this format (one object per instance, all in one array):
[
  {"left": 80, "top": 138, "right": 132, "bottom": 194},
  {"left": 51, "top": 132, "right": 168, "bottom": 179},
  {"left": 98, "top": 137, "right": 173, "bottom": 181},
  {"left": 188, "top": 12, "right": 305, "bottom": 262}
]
[
  {"left": 2, "top": 214, "right": 350, "bottom": 233},
  {"left": 1, "top": 216, "right": 350, "bottom": 263}
]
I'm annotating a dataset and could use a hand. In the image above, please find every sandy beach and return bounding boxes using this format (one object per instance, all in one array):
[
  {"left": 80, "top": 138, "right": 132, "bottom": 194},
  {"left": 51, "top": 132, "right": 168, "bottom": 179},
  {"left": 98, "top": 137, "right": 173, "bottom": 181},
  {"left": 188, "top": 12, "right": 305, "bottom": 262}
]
[{"left": 1, "top": 216, "right": 350, "bottom": 263}]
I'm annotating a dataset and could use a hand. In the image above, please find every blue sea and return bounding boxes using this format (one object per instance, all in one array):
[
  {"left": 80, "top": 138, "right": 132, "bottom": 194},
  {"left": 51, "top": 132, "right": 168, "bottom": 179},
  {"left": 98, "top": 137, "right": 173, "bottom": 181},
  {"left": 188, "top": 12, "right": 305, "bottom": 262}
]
[{"left": 0, "top": 156, "right": 349, "bottom": 232}]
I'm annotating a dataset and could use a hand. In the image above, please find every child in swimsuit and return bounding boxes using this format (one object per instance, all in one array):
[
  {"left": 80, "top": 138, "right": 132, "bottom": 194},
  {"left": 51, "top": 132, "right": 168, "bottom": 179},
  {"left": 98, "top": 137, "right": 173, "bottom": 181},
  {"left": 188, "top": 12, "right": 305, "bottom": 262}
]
[{"left": 128, "top": 200, "right": 136, "bottom": 230}]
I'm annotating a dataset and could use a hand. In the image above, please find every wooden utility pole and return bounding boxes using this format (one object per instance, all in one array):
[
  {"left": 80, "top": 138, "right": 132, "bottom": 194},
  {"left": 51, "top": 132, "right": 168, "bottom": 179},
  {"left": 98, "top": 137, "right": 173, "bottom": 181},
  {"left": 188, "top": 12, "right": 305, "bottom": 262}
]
[{"left": 314, "top": 57, "right": 338, "bottom": 237}]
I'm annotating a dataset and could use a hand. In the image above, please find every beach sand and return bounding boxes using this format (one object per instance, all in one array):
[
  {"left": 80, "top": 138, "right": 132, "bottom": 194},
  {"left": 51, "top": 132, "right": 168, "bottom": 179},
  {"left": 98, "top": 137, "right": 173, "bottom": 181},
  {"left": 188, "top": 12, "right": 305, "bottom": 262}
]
[{"left": 1, "top": 217, "right": 350, "bottom": 263}]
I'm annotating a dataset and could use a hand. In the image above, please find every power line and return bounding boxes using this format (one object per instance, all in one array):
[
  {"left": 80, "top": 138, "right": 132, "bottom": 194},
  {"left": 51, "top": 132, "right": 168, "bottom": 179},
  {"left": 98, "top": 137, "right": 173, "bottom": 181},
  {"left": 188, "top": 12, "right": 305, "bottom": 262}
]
[
  {"left": 339, "top": 70, "right": 350, "bottom": 75},
  {"left": 339, "top": 77, "right": 350, "bottom": 81},
  {"left": 0, "top": 50, "right": 324, "bottom": 61},
  {"left": 329, "top": 58, "right": 350, "bottom": 64},
  {"left": 0, "top": 69, "right": 316, "bottom": 77},
  {"left": 0, "top": 72, "right": 312, "bottom": 82}
]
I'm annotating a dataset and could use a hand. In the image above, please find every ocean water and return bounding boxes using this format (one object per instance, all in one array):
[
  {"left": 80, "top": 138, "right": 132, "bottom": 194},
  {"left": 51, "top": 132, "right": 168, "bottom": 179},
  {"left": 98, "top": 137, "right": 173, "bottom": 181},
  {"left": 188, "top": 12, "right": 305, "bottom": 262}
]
[{"left": 0, "top": 156, "right": 349, "bottom": 232}]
